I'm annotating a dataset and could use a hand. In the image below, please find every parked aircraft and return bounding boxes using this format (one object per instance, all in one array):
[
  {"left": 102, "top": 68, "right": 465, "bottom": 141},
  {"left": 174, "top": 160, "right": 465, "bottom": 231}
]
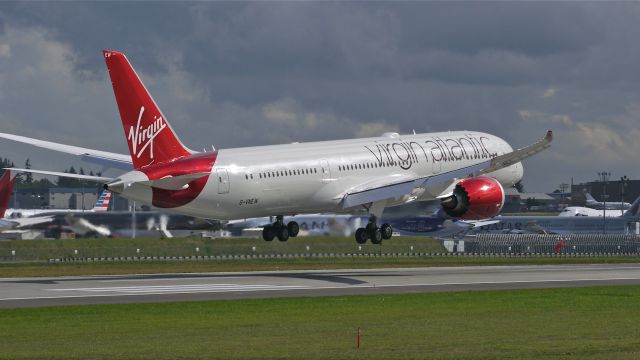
[
  {"left": 0, "top": 170, "right": 112, "bottom": 231},
  {"left": 474, "top": 195, "right": 640, "bottom": 235},
  {"left": 0, "top": 50, "right": 552, "bottom": 244},
  {"left": 585, "top": 193, "right": 631, "bottom": 211}
]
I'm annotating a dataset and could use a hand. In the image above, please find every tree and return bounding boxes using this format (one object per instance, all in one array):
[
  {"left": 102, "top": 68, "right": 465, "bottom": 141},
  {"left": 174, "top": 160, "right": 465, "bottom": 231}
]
[{"left": 23, "top": 159, "right": 33, "bottom": 184}]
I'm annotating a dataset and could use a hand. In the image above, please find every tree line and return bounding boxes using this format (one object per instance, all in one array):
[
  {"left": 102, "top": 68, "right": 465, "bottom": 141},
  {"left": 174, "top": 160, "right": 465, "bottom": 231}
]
[{"left": 0, "top": 158, "right": 102, "bottom": 189}]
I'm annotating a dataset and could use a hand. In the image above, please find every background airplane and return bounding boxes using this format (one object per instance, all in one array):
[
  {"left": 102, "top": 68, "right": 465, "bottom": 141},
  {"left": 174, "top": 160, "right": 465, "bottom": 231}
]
[
  {"left": 0, "top": 170, "right": 112, "bottom": 232},
  {"left": 1, "top": 50, "right": 552, "bottom": 244},
  {"left": 474, "top": 195, "right": 640, "bottom": 235},
  {"left": 584, "top": 193, "right": 631, "bottom": 211}
]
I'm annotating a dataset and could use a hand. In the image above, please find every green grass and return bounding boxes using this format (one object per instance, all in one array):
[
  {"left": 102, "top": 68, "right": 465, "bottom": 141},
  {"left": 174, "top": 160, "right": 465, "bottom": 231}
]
[
  {"left": 2, "top": 256, "right": 640, "bottom": 278},
  {"left": 1, "top": 286, "right": 640, "bottom": 359},
  {"left": 0, "top": 236, "right": 446, "bottom": 261}
]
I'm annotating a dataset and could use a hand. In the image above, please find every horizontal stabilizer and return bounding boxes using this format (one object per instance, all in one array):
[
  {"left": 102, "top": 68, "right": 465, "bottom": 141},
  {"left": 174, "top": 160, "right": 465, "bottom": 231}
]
[
  {"left": 0, "top": 132, "right": 133, "bottom": 170},
  {"left": 139, "top": 172, "right": 210, "bottom": 190},
  {"left": 4, "top": 168, "right": 114, "bottom": 182}
]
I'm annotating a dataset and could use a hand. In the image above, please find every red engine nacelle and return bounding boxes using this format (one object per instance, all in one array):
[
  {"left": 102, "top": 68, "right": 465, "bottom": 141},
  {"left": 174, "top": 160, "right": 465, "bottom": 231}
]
[{"left": 440, "top": 176, "right": 505, "bottom": 220}]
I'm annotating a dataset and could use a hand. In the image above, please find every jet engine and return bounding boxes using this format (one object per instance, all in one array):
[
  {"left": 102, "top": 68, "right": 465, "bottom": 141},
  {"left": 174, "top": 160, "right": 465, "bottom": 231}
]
[{"left": 440, "top": 176, "right": 505, "bottom": 220}]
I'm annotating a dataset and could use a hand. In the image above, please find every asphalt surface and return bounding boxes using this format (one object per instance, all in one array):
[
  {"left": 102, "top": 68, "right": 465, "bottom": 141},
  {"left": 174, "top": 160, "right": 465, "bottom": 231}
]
[{"left": 2, "top": 264, "right": 640, "bottom": 308}]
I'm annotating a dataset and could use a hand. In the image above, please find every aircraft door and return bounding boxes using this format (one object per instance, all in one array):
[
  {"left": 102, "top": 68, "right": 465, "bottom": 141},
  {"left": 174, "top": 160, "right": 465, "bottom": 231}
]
[
  {"left": 320, "top": 159, "right": 331, "bottom": 183},
  {"left": 217, "top": 169, "right": 230, "bottom": 194}
]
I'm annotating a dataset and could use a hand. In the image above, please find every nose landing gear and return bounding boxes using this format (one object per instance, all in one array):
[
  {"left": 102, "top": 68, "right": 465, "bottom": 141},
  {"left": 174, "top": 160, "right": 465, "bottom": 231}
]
[{"left": 262, "top": 216, "right": 299, "bottom": 242}]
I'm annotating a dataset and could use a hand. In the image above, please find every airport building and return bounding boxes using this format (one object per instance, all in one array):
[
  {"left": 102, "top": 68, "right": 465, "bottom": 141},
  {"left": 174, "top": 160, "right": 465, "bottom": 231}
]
[{"left": 571, "top": 179, "right": 640, "bottom": 206}]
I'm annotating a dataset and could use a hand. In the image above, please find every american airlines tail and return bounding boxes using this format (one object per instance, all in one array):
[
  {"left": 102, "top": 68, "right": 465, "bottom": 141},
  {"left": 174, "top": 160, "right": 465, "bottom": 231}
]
[
  {"left": 0, "top": 170, "right": 16, "bottom": 218},
  {"left": 92, "top": 190, "right": 112, "bottom": 212},
  {"left": 103, "top": 50, "right": 193, "bottom": 169}
]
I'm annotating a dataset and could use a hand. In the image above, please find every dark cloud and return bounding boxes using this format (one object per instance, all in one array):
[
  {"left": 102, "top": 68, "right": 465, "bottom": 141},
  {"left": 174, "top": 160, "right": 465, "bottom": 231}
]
[{"left": 0, "top": 2, "right": 640, "bottom": 191}]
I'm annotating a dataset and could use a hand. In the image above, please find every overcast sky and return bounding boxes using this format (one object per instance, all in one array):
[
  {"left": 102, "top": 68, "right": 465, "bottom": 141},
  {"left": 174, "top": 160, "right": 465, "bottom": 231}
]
[{"left": 1, "top": 2, "right": 639, "bottom": 192}]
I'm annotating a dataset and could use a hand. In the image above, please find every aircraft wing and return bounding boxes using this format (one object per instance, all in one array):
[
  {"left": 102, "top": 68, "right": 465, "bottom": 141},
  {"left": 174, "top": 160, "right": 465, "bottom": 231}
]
[
  {"left": 4, "top": 168, "right": 115, "bottom": 182},
  {"left": 341, "top": 130, "right": 552, "bottom": 208},
  {"left": 0, "top": 132, "right": 132, "bottom": 170},
  {"left": 10, "top": 216, "right": 55, "bottom": 228}
]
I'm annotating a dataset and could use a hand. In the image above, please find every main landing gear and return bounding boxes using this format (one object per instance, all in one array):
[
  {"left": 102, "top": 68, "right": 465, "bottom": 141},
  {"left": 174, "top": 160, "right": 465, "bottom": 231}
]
[
  {"left": 355, "top": 215, "right": 393, "bottom": 244},
  {"left": 262, "top": 216, "right": 300, "bottom": 242}
]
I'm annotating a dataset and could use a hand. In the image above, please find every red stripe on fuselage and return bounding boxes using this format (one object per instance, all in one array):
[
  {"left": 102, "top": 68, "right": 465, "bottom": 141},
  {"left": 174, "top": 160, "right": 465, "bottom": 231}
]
[{"left": 138, "top": 152, "right": 218, "bottom": 208}]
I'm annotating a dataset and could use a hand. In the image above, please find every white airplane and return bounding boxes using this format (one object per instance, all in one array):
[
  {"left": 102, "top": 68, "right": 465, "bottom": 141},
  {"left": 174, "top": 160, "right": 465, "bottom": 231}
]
[
  {"left": 0, "top": 50, "right": 553, "bottom": 244},
  {"left": 559, "top": 206, "right": 624, "bottom": 217},
  {"left": 559, "top": 194, "right": 640, "bottom": 218},
  {"left": 0, "top": 170, "right": 112, "bottom": 231},
  {"left": 584, "top": 193, "right": 631, "bottom": 211},
  {"left": 0, "top": 171, "right": 54, "bottom": 230}
]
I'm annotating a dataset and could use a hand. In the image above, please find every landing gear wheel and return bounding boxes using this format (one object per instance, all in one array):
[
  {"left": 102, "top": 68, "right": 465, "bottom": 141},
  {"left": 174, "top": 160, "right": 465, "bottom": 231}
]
[
  {"left": 287, "top": 221, "right": 300, "bottom": 238},
  {"left": 366, "top": 222, "right": 377, "bottom": 233},
  {"left": 355, "top": 228, "right": 368, "bottom": 244},
  {"left": 380, "top": 223, "right": 393, "bottom": 240},
  {"left": 276, "top": 226, "right": 289, "bottom": 242},
  {"left": 262, "top": 226, "right": 275, "bottom": 242},
  {"left": 370, "top": 228, "right": 383, "bottom": 244}
]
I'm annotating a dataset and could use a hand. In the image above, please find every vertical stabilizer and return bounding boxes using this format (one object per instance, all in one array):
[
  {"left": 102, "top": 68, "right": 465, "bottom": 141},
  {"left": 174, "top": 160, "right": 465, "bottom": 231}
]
[
  {"left": 92, "top": 190, "right": 112, "bottom": 212},
  {"left": 0, "top": 170, "right": 16, "bottom": 218},
  {"left": 623, "top": 195, "right": 640, "bottom": 217},
  {"left": 103, "top": 50, "right": 192, "bottom": 169}
]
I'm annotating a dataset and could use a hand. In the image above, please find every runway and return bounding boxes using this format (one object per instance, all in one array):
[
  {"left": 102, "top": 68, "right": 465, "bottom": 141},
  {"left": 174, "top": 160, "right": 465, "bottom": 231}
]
[{"left": 2, "top": 264, "right": 640, "bottom": 308}]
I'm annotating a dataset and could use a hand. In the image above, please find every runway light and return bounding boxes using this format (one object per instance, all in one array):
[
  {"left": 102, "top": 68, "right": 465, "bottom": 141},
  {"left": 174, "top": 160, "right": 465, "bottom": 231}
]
[
  {"left": 74, "top": 249, "right": 78, "bottom": 255},
  {"left": 306, "top": 246, "right": 310, "bottom": 251},
  {"left": 136, "top": 248, "right": 140, "bottom": 254},
  {"left": 252, "top": 246, "right": 256, "bottom": 252},
  {"left": 11, "top": 250, "right": 15, "bottom": 256},
  {"left": 195, "top": 247, "right": 200, "bottom": 253},
  {"left": 358, "top": 246, "right": 362, "bottom": 251},
  {"left": 410, "top": 246, "right": 414, "bottom": 252}
]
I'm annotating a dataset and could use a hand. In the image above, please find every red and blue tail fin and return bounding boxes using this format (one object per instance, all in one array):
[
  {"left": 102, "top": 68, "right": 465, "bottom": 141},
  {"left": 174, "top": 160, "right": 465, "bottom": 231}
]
[
  {"left": 103, "top": 50, "right": 192, "bottom": 169},
  {"left": 0, "top": 170, "right": 16, "bottom": 218},
  {"left": 92, "top": 190, "right": 112, "bottom": 212}
]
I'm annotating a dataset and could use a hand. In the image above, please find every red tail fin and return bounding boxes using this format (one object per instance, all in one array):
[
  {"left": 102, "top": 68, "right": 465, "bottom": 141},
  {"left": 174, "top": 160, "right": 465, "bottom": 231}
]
[
  {"left": 103, "top": 50, "right": 192, "bottom": 169},
  {"left": 0, "top": 170, "right": 16, "bottom": 218}
]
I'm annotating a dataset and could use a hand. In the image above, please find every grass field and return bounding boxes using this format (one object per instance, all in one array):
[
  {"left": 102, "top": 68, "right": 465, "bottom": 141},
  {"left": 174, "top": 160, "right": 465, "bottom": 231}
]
[
  {"left": 0, "top": 236, "right": 446, "bottom": 262},
  {"left": 1, "top": 286, "right": 639, "bottom": 359}
]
